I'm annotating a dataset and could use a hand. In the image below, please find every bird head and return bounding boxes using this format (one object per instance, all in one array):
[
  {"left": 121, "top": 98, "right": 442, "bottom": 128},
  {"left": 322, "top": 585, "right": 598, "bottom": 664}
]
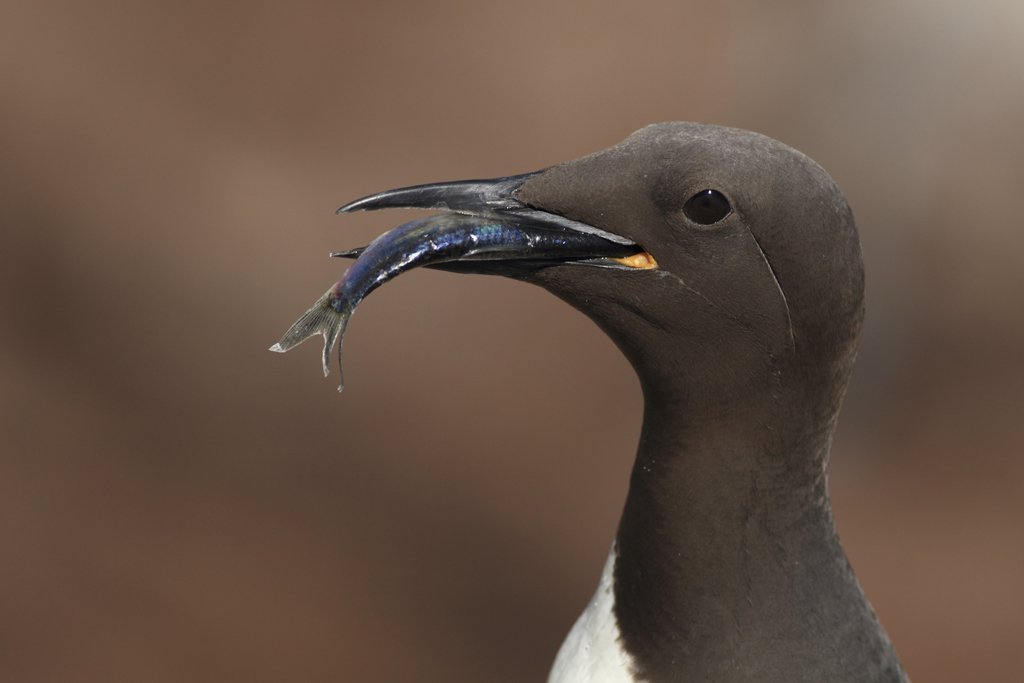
[{"left": 337, "top": 123, "right": 863, "bottom": 438}]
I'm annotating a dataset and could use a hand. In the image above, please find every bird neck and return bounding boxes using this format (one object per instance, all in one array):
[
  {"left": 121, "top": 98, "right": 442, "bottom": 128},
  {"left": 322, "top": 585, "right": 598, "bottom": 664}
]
[{"left": 610, "top": 394, "right": 903, "bottom": 681}]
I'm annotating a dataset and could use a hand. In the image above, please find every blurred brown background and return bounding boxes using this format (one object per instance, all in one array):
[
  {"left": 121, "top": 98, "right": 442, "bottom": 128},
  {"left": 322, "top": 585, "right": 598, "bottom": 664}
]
[{"left": 2, "top": 1, "right": 1022, "bottom": 681}]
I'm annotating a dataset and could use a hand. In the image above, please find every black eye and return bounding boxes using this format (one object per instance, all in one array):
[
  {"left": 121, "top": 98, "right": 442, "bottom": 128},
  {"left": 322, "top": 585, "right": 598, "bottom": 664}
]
[{"left": 683, "top": 189, "right": 731, "bottom": 225}]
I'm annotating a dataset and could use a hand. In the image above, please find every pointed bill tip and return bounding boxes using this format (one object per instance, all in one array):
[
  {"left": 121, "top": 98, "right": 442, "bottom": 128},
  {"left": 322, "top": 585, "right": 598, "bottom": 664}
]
[
  {"left": 334, "top": 191, "right": 406, "bottom": 215},
  {"left": 335, "top": 194, "right": 372, "bottom": 214},
  {"left": 336, "top": 192, "right": 385, "bottom": 214},
  {"left": 269, "top": 343, "right": 285, "bottom": 353}
]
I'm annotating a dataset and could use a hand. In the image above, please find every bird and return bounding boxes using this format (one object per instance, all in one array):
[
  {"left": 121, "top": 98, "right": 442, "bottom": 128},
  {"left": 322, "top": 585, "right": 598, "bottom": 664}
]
[{"left": 272, "top": 122, "right": 909, "bottom": 682}]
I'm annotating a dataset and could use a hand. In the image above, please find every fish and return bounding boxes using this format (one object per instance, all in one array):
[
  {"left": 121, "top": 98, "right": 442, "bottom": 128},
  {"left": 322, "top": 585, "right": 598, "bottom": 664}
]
[{"left": 269, "top": 212, "right": 638, "bottom": 391}]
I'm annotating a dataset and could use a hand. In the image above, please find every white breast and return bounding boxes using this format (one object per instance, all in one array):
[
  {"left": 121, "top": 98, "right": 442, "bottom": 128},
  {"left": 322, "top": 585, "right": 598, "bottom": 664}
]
[{"left": 547, "top": 545, "right": 639, "bottom": 683}]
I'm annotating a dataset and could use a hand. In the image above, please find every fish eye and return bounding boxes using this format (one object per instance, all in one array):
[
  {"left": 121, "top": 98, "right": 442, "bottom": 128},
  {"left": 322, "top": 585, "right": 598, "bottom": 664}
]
[{"left": 683, "top": 189, "right": 731, "bottom": 225}]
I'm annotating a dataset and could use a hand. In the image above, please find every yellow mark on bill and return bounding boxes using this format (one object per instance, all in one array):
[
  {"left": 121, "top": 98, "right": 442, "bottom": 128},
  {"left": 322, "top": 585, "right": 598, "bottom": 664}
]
[{"left": 612, "top": 252, "right": 658, "bottom": 270}]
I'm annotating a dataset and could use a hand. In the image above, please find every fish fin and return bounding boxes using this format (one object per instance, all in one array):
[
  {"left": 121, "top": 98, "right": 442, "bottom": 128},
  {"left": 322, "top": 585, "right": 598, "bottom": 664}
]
[{"left": 269, "top": 287, "right": 349, "bottom": 385}]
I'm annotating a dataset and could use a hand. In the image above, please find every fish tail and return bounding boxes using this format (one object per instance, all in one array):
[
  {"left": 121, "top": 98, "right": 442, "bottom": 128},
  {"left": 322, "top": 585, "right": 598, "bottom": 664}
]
[{"left": 269, "top": 287, "right": 350, "bottom": 388}]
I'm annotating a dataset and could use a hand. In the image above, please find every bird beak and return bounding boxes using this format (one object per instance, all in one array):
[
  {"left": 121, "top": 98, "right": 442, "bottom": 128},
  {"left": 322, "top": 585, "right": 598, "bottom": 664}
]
[
  {"left": 334, "top": 173, "right": 657, "bottom": 271},
  {"left": 271, "top": 172, "right": 657, "bottom": 388}
]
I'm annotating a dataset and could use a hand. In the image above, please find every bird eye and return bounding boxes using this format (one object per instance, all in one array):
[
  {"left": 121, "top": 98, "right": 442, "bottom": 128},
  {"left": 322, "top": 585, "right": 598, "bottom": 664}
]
[{"left": 683, "top": 189, "right": 731, "bottom": 225}]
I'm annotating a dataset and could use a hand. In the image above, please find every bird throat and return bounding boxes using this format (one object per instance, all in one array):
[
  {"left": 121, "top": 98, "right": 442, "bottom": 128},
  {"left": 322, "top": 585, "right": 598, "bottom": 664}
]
[{"left": 606, "top": 406, "right": 895, "bottom": 682}]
